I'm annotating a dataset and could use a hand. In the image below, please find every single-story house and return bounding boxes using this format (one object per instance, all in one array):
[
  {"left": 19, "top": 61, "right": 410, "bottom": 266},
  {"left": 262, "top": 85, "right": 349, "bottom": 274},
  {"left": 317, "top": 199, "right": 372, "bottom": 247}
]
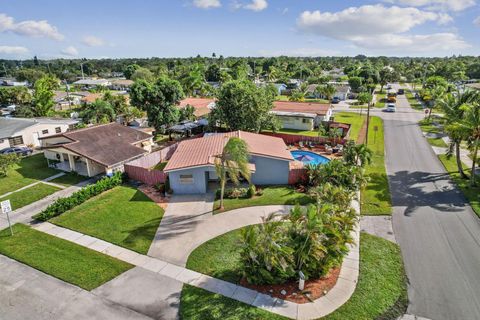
[
  {"left": 73, "top": 78, "right": 111, "bottom": 89},
  {"left": 305, "top": 83, "right": 351, "bottom": 101},
  {"left": 271, "top": 101, "right": 333, "bottom": 131},
  {"left": 41, "top": 123, "right": 153, "bottom": 177},
  {"left": 54, "top": 91, "right": 90, "bottom": 111},
  {"left": 109, "top": 79, "right": 134, "bottom": 91},
  {"left": 178, "top": 98, "right": 216, "bottom": 118},
  {"left": 164, "top": 131, "right": 294, "bottom": 194},
  {"left": 0, "top": 117, "right": 78, "bottom": 150},
  {"left": 271, "top": 83, "right": 287, "bottom": 95}
]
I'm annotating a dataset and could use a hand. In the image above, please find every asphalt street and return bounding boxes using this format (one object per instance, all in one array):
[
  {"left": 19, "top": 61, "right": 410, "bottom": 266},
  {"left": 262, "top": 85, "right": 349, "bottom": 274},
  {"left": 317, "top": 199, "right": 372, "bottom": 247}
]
[{"left": 336, "top": 86, "right": 480, "bottom": 320}]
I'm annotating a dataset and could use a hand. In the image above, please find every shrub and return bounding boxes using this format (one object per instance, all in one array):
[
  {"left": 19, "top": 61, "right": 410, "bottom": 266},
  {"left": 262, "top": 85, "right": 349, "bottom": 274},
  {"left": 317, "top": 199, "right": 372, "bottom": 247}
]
[
  {"left": 33, "top": 172, "right": 124, "bottom": 221},
  {"left": 247, "top": 184, "right": 256, "bottom": 198},
  {"left": 155, "top": 183, "right": 166, "bottom": 193},
  {"left": 215, "top": 187, "right": 248, "bottom": 199}
]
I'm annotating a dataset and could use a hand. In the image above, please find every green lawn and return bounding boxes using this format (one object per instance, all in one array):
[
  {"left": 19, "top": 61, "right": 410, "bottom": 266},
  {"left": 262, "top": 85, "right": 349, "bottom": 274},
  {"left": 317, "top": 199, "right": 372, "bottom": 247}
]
[
  {"left": 276, "top": 95, "right": 330, "bottom": 104},
  {"left": 187, "top": 228, "right": 243, "bottom": 283},
  {"left": 49, "top": 173, "right": 88, "bottom": 187},
  {"left": 438, "top": 154, "right": 480, "bottom": 217},
  {"left": 334, "top": 112, "right": 366, "bottom": 142},
  {"left": 0, "top": 154, "right": 59, "bottom": 195},
  {"left": 0, "top": 224, "right": 132, "bottom": 290},
  {"left": 51, "top": 185, "right": 164, "bottom": 254},
  {"left": 375, "top": 92, "right": 386, "bottom": 108},
  {"left": 153, "top": 161, "right": 168, "bottom": 171},
  {"left": 406, "top": 91, "right": 424, "bottom": 110},
  {"left": 214, "top": 186, "right": 314, "bottom": 213},
  {"left": 1, "top": 183, "right": 60, "bottom": 210},
  {"left": 180, "top": 233, "right": 407, "bottom": 320},
  {"left": 361, "top": 116, "right": 392, "bottom": 215},
  {"left": 427, "top": 137, "right": 448, "bottom": 148}
]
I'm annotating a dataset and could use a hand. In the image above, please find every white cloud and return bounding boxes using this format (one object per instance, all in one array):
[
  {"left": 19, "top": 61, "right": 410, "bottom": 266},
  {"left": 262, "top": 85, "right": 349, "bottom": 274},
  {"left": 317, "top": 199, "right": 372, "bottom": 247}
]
[
  {"left": 386, "top": 0, "right": 476, "bottom": 12},
  {"left": 297, "top": 5, "right": 467, "bottom": 54},
  {"left": 193, "top": 0, "right": 221, "bottom": 9},
  {"left": 259, "top": 47, "right": 339, "bottom": 57},
  {"left": 82, "top": 35, "right": 105, "bottom": 47},
  {"left": 474, "top": 16, "right": 480, "bottom": 26},
  {"left": 244, "top": 0, "right": 268, "bottom": 11},
  {"left": 0, "top": 13, "right": 63, "bottom": 40},
  {"left": 298, "top": 5, "right": 449, "bottom": 38},
  {"left": 0, "top": 45, "right": 29, "bottom": 55},
  {"left": 61, "top": 46, "right": 78, "bottom": 56}
]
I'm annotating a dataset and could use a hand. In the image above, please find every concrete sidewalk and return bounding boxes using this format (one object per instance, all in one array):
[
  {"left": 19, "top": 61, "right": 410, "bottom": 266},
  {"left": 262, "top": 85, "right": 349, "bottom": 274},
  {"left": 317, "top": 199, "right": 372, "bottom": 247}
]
[{"left": 0, "top": 255, "right": 152, "bottom": 320}]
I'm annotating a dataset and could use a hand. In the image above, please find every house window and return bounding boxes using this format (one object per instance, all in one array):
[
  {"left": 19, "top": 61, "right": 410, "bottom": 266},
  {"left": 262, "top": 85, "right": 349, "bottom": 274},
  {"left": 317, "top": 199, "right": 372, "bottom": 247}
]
[
  {"left": 55, "top": 127, "right": 61, "bottom": 133},
  {"left": 302, "top": 119, "right": 310, "bottom": 123},
  {"left": 42, "top": 129, "right": 49, "bottom": 134},
  {"left": 8, "top": 136, "right": 24, "bottom": 146},
  {"left": 179, "top": 174, "right": 194, "bottom": 184}
]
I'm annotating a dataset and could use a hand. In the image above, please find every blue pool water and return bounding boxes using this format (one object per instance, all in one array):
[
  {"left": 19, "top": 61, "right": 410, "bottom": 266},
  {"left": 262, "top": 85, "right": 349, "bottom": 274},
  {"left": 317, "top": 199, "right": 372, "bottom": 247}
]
[{"left": 291, "top": 150, "right": 331, "bottom": 166}]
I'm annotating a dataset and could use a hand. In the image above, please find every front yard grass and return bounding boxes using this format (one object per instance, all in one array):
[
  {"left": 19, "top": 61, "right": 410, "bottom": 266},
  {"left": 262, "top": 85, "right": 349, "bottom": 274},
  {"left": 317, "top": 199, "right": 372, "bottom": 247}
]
[
  {"left": 213, "top": 186, "right": 314, "bottom": 213},
  {"left": 406, "top": 91, "right": 424, "bottom": 110},
  {"left": 361, "top": 116, "right": 392, "bottom": 215},
  {"left": 51, "top": 185, "right": 164, "bottom": 254},
  {"left": 427, "top": 137, "right": 448, "bottom": 148},
  {"left": 49, "top": 173, "right": 88, "bottom": 187},
  {"left": 0, "top": 224, "right": 132, "bottom": 290},
  {"left": 0, "top": 153, "right": 59, "bottom": 195},
  {"left": 438, "top": 154, "right": 480, "bottom": 217},
  {"left": 1, "top": 183, "right": 60, "bottom": 210},
  {"left": 180, "top": 233, "right": 407, "bottom": 320},
  {"left": 333, "top": 112, "right": 365, "bottom": 142}
]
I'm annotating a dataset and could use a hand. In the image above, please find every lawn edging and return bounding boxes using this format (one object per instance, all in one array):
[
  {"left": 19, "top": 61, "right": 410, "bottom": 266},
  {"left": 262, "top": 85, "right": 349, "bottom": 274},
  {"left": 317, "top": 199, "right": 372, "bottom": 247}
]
[{"left": 33, "top": 172, "right": 123, "bottom": 221}]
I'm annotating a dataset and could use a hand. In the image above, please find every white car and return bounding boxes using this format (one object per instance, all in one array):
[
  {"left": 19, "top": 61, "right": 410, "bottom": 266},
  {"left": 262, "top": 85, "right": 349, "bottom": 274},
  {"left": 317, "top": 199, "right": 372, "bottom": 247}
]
[{"left": 386, "top": 104, "right": 396, "bottom": 112}]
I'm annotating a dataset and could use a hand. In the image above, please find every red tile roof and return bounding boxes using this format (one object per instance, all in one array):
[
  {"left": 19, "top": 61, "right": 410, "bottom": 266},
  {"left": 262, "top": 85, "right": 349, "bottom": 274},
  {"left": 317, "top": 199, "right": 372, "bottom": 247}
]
[
  {"left": 272, "top": 101, "right": 332, "bottom": 116},
  {"left": 178, "top": 98, "right": 215, "bottom": 118},
  {"left": 43, "top": 123, "right": 151, "bottom": 167},
  {"left": 164, "top": 131, "right": 293, "bottom": 172}
]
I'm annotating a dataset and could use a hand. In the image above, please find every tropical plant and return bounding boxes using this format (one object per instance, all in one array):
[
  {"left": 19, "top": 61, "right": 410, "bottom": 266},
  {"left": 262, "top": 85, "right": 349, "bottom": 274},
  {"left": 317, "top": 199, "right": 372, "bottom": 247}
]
[
  {"left": 81, "top": 99, "right": 116, "bottom": 124},
  {"left": 289, "top": 89, "right": 305, "bottom": 102},
  {"left": 328, "top": 127, "right": 343, "bottom": 146},
  {"left": 343, "top": 141, "right": 372, "bottom": 167},
  {"left": 32, "top": 75, "right": 59, "bottom": 116},
  {"left": 215, "top": 137, "right": 251, "bottom": 210},
  {"left": 458, "top": 103, "right": 480, "bottom": 186},
  {"left": 317, "top": 84, "right": 336, "bottom": 101},
  {"left": 305, "top": 159, "right": 366, "bottom": 191}
]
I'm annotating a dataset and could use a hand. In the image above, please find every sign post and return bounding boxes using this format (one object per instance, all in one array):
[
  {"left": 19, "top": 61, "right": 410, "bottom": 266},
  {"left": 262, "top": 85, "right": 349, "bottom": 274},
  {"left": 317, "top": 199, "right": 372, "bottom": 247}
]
[{"left": 1, "top": 200, "right": 13, "bottom": 236}]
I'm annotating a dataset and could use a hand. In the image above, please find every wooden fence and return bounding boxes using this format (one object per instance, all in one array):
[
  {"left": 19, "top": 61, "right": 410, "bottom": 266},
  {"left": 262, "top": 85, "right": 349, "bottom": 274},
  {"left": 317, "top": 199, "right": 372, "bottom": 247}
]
[
  {"left": 124, "top": 144, "right": 178, "bottom": 185},
  {"left": 288, "top": 168, "right": 307, "bottom": 185},
  {"left": 262, "top": 132, "right": 348, "bottom": 146}
]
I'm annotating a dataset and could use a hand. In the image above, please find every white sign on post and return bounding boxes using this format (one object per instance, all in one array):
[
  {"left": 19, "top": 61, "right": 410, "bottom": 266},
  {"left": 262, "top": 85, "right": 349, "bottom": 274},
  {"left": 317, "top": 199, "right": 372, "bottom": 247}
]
[{"left": 1, "top": 199, "right": 13, "bottom": 235}]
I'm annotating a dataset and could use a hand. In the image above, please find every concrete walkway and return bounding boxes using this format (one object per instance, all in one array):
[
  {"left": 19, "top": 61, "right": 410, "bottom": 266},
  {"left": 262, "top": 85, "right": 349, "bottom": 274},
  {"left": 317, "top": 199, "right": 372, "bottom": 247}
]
[
  {"left": 0, "top": 178, "right": 94, "bottom": 230},
  {"left": 31, "top": 198, "right": 360, "bottom": 320},
  {"left": 0, "top": 255, "right": 151, "bottom": 320},
  {"left": 360, "top": 216, "right": 396, "bottom": 243}
]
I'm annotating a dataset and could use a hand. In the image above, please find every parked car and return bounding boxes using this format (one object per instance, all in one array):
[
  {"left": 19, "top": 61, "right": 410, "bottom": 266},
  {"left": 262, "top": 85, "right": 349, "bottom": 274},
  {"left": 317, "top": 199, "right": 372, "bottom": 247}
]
[
  {"left": 0, "top": 146, "right": 33, "bottom": 156},
  {"left": 387, "top": 84, "right": 392, "bottom": 89},
  {"left": 385, "top": 104, "right": 396, "bottom": 112},
  {"left": 331, "top": 97, "right": 341, "bottom": 104},
  {"left": 397, "top": 89, "right": 405, "bottom": 95}
]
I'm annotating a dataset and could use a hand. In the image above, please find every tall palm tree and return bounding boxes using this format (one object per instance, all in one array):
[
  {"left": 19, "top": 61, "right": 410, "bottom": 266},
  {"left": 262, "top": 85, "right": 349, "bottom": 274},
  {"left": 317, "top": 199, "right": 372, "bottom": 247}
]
[
  {"left": 215, "top": 137, "right": 251, "bottom": 209},
  {"left": 343, "top": 142, "right": 372, "bottom": 167},
  {"left": 427, "top": 85, "right": 445, "bottom": 121},
  {"left": 317, "top": 84, "right": 336, "bottom": 101},
  {"left": 459, "top": 103, "right": 480, "bottom": 186},
  {"left": 439, "top": 90, "right": 479, "bottom": 179}
]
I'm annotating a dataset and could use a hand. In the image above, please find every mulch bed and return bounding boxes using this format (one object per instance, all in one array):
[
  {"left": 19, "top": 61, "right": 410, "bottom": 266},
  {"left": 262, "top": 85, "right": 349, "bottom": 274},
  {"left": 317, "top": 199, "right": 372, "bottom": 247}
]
[
  {"left": 138, "top": 185, "right": 170, "bottom": 210},
  {"left": 239, "top": 267, "right": 340, "bottom": 304}
]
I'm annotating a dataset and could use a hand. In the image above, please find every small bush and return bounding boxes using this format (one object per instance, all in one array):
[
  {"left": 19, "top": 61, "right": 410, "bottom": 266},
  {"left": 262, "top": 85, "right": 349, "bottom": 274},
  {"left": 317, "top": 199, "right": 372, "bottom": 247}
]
[
  {"left": 33, "top": 172, "right": 124, "bottom": 221},
  {"left": 247, "top": 184, "right": 256, "bottom": 198},
  {"left": 155, "top": 183, "right": 166, "bottom": 193},
  {"left": 216, "top": 187, "right": 248, "bottom": 199}
]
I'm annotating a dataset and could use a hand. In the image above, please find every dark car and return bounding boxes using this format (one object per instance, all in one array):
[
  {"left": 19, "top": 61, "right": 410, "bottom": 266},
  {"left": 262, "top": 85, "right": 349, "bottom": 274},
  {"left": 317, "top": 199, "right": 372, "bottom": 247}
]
[
  {"left": 397, "top": 89, "right": 405, "bottom": 95},
  {"left": 331, "top": 97, "right": 341, "bottom": 104},
  {"left": 0, "top": 146, "right": 33, "bottom": 156}
]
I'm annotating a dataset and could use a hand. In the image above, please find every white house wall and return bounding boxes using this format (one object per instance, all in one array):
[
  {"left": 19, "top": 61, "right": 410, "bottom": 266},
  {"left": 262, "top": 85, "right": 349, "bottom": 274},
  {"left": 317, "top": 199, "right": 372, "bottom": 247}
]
[
  {"left": 13, "top": 123, "right": 72, "bottom": 148},
  {"left": 277, "top": 116, "right": 314, "bottom": 131}
]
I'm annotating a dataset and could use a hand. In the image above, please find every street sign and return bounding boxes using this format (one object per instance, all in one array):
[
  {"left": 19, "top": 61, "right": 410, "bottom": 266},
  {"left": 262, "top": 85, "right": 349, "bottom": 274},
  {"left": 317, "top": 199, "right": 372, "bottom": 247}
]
[
  {"left": 1, "top": 199, "right": 13, "bottom": 235},
  {"left": 373, "top": 126, "right": 379, "bottom": 132}
]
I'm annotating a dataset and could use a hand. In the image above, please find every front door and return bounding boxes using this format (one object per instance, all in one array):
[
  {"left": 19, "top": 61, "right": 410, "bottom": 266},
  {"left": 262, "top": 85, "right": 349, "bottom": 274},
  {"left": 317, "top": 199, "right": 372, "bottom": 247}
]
[{"left": 32, "top": 132, "right": 40, "bottom": 147}]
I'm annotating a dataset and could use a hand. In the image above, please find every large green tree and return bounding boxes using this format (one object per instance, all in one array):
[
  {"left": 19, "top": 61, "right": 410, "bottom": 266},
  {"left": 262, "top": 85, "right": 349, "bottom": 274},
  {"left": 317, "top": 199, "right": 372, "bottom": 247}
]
[
  {"left": 210, "top": 79, "right": 276, "bottom": 132},
  {"left": 32, "top": 75, "right": 59, "bottom": 116},
  {"left": 130, "top": 77, "right": 184, "bottom": 132}
]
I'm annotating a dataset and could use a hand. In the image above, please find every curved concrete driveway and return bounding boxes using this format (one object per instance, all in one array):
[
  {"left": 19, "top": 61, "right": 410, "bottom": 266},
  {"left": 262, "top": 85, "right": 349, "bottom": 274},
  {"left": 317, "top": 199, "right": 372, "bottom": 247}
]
[
  {"left": 148, "top": 195, "right": 292, "bottom": 267},
  {"left": 337, "top": 85, "right": 480, "bottom": 319}
]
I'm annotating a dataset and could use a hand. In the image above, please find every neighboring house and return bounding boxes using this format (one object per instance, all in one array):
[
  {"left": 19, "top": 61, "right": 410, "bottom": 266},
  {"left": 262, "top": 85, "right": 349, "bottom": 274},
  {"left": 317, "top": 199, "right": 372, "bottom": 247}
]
[
  {"left": 110, "top": 79, "right": 134, "bottom": 91},
  {"left": 73, "top": 78, "right": 111, "bottom": 89},
  {"left": 271, "top": 83, "right": 287, "bottom": 95},
  {"left": 465, "top": 83, "right": 480, "bottom": 91},
  {"left": 0, "top": 78, "right": 28, "bottom": 87},
  {"left": 54, "top": 91, "right": 90, "bottom": 111},
  {"left": 306, "top": 83, "right": 351, "bottom": 100},
  {"left": 81, "top": 92, "right": 104, "bottom": 105},
  {"left": 178, "top": 98, "right": 216, "bottom": 118},
  {"left": 0, "top": 117, "right": 78, "bottom": 150},
  {"left": 271, "top": 101, "right": 333, "bottom": 131},
  {"left": 41, "top": 123, "right": 153, "bottom": 177},
  {"left": 164, "top": 131, "right": 293, "bottom": 194}
]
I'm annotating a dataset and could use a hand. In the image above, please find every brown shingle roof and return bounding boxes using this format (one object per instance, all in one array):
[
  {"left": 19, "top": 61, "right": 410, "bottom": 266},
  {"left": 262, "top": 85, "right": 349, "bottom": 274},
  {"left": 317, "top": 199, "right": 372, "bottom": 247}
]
[
  {"left": 272, "top": 101, "right": 332, "bottom": 116},
  {"left": 164, "top": 131, "right": 293, "bottom": 172},
  {"left": 45, "top": 123, "right": 151, "bottom": 167}
]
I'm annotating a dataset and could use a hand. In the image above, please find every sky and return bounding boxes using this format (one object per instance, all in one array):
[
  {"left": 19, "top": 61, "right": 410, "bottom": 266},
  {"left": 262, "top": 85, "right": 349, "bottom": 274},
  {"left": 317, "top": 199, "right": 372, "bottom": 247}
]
[{"left": 0, "top": 0, "right": 479, "bottom": 59}]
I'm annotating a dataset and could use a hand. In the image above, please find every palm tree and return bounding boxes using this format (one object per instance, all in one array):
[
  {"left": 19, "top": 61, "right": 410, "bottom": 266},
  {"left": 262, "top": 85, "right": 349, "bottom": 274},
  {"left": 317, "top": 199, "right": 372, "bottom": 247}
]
[
  {"left": 317, "top": 84, "right": 336, "bottom": 101},
  {"left": 215, "top": 137, "right": 251, "bottom": 210},
  {"left": 439, "top": 90, "right": 479, "bottom": 179},
  {"left": 289, "top": 89, "right": 305, "bottom": 102},
  {"left": 427, "top": 85, "right": 445, "bottom": 121},
  {"left": 328, "top": 127, "right": 342, "bottom": 146},
  {"left": 343, "top": 142, "right": 372, "bottom": 167},
  {"left": 459, "top": 103, "right": 480, "bottom": 186}
]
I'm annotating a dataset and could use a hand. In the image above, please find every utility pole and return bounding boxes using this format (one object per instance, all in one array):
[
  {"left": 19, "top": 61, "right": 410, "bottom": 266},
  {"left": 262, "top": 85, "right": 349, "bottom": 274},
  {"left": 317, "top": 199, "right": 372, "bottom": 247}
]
[
  {"left": 365, "top": 86, "right": 374, "bottom": 145},
  {"left": 80, "top": 63, "right": 85, "bottom": 79}
]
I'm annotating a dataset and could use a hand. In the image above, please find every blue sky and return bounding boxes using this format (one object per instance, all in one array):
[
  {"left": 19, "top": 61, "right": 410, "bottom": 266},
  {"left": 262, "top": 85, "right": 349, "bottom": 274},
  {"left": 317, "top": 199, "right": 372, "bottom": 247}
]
[{"left": 0, "top": 0, "right": 479, "bottom": 59}]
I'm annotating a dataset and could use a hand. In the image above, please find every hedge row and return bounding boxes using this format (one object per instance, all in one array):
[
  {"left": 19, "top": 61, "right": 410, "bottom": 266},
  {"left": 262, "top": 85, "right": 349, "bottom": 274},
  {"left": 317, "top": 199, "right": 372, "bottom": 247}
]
[{"left": 33, "top": 172, "right": 124, "bottom": 221}]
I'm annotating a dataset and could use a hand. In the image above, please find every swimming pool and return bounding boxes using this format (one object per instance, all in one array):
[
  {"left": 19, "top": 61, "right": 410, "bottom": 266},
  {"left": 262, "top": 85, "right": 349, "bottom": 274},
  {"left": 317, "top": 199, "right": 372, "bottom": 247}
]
[{"left": 291, "top": 150, "right": 331, "bottom": 166}]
